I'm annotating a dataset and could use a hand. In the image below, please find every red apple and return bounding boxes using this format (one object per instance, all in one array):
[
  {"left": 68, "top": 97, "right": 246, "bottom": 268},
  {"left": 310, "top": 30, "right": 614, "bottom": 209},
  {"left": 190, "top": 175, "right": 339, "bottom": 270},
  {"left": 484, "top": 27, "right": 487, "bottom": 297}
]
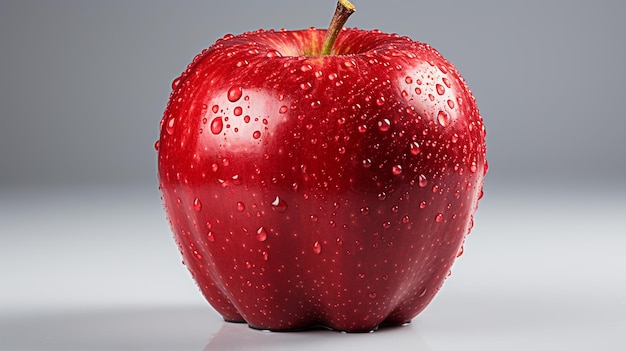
[{"left": 157, "top": 0, "right": 486, "bottom": 332}]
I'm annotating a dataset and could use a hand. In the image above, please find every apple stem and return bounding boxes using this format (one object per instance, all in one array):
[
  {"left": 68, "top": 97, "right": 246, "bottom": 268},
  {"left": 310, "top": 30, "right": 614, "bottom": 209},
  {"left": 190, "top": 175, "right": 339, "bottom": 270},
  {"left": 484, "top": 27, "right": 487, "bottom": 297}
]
[{"left": 321, "top": 0, "right": 356, "bottom": 56}]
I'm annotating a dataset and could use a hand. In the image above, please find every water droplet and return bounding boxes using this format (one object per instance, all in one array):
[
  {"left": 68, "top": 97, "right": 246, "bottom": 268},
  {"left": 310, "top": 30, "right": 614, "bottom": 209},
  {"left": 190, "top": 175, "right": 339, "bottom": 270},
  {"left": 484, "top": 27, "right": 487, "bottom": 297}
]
[
  {"left": 193, "top": 198, "right": 202, "bottom": 212},
  {"left": 243, "top": 115, "right": 251, "bottom": 123},
  {"left": 165, "top": 117, "right": 175, "bottom": 135},
  {"left": 470, "top": 162, "right": 478, "bottom": 173},
  {"left": 392, "top": 165, "right": 403, "bottom": 175},
  {"left": 227, "top": 86, "right": 243, "bottom": 102},
  {"left": 418, "top": 174, "right": 428, "bottom": 188},
  {"left": 405, "top": 76, "right": 413, "bottom": 84},
  {"left": 419, "top": 201, "right": 427, "bottom": 209},
  {"left": 418, "top": 288, "right": 427, "bottom": 297},
  {"left": 376, "top": 97, "right": 386, "bottom": 106},
  {"left": 382, "top": 221, "right": 391, "bottom": 229},
  {"left": 313, "top": 241, "right": 322, "bottom": 254},
  {"left": 171, "top": 77, "right": 182, "bottom": 90},
  {"left": 233, "top": 106, "right": 243, "bottom": 116},
  {"left": 153, "top": 140, "right": 160, "bottom": 151},
  {"left": 457, "top": 245, "right": 464, "bottom": 257},
  {"left": 442, "top": 77, "right": 451, "bottom": 87},
  {"left": 310, "top": 100, "right": 321, "bottom": 109},
  {"left": 207, "top": 232, "right": 215, "bottom": 242},
  {"left": 266, "top": 50, "right": 282, "bottom": 58},
  {"left": 432, "top": 184, "right": 439, "bottom": 193},
  {"left": 447, "top": 99, "right": 455, "bottom": 109},
  {"left": 402, "top": 215, "right": 410, "bottom": 223},
  {"left": 310, "top": 214, "right": 318, "bottom": 222},
  {"left": 237, "top": 202, "right": 246, "bottom": 212},
  {"left": 263, "top": 251, "right": 269, "bottom": 260},
  {"left": 362, "top": 159, "right": 372, "bottom": 168},
  {"left": 279, "top": 105, "right": 288, "bottom": 114},
  {"left": 300, "top": 64, "right": 312, "bottom": 72},
  {"left": 378, "top": 119, "right": 391, "bottom": 132},
  {"left": 428, "top": 94, "right": 435, "bottom": 101},
  {"left": 252, "top": 130, "right": 261, "bottom": 139},
  {"left": 410, "top": 142, "right": 420, "bottom": 155},
  {"left": 300, "top": 82, "right": 312, "bottom": 91},
  {"left": 210, "top": 117, "right": 223, "bottom": 134},
  {"left": 436, "top": 84, "right": 445, "bottom": 95},
  {"left": 378, "top": 192, "right": 387, "bottom": 201},
  {"left": 369, "top": 292, "right": 377, "bottom": 299},
  {"left": 437, "top": 110, "right": 450, "bottom": 127},
  {"left": 360, "top": 206, "right": 370, "bottom": 215},
  {"left": 256, "top": 227, "right": 268, "bottom": 241},
  {"left": 358, "top": 124, "right": 368, "bottom": 133},
  {"left": 435, "top": 213, "right": 443, "bottom": 222},
  {"left": 415, "top": 87, "right": 422, "bottom": 95},
  {"left": 271, "top": 196, "right": 288, "bottom": 212}
]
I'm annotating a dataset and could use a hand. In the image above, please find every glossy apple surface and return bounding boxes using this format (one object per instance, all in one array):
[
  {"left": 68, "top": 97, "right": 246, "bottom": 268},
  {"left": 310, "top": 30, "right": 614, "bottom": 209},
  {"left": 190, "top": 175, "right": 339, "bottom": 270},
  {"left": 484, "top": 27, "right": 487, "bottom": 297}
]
[{"left": 157, "top": 27, "right": 487, "bottom": 332}]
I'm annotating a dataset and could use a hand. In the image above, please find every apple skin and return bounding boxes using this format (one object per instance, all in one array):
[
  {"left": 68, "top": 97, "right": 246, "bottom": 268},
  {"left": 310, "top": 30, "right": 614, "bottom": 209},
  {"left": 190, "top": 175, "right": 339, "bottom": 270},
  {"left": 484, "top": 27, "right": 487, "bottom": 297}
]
[{"left": 157, "top": 28, "right": 486, "bottom": 332}]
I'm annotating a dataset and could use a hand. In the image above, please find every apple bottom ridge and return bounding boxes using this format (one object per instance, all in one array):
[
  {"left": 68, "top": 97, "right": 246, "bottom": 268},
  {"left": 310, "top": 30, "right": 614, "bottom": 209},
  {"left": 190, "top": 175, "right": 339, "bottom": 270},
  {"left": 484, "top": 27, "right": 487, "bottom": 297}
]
[{"left": 222, "top": 316, "right": 413, "bottom": 333}]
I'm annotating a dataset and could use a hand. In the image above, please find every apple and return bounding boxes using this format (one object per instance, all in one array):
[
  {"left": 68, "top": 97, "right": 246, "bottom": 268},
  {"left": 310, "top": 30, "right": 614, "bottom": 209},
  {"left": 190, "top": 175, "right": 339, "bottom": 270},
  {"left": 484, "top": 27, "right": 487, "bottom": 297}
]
[{"left": 157, "top": 0, "right": 486, "bottom": 332}]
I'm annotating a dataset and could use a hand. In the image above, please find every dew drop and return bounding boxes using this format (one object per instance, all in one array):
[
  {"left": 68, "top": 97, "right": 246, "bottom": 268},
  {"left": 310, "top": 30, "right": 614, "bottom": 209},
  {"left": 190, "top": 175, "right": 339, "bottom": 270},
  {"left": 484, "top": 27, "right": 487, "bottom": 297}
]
[
  {"left": 457, "top": 245, "right": 464, "bottom": 257},
  {"left": 428, "top": 94, "right": 435, "bottom": 101},
  {"left": 256, "top": 227, "right": 268, "bottom": 241},
  {"left": 358, "top": 124, "right": 368, "bottom": 133},
  {"left": 266, "top": 50, "right": 282, "bottom": 58},
  {"left": 418, "top": 174, "right": 428, "bottom": 188},
  {"left": 360, "top": 206, "right": 370, "bottom": 215},
  {"left": 378, "top": 119, "right": 391, "bottom": 132},
  {"left": 313, "top": 241, "right": 322, "bottom": 254},
  {"left": 415, "top": 87, "right": 422, "bottom": 95},
  {"left": 437, "top": 110, "right": 450, "bottom": 127},
  {"left": 442, "top": 77, "right": 451, "bottom": 88},
  {"left": 392, "top": 165, "right": 403, "bottom": 175},
  {"left": 402, "top": 215, "right": 410, "bottom": 223},
  {"left": 207, "top": 232, "right": 215, "bottom": 242},
  {"left": 382, "top": 221, "right": 391, "bottom": 229},
  {"left": 310, "top": 214, "right": 319, "bottom": 222},
  {"left": 212, "top": 104, "right": 219, "bottom": 113},
  {"left": 362, "top": 159, "right": 372, "bottom": 168},
  {"left": 405, "top": 76, "right": 413, "bottom": 84},
  {"left": 237, "top": 202, "right": 246, "bottom": 212},
  {"left": 233, "top": 106, "right": 243, "bottom": 116},
  {"left": 376, "top": 97, "right": 386, "bottom": 106},
  {"left": 436, "top": 84, "right": 446, "bottom": 95},
  {"left": 300, "top": 64, "right": 312, "bottom": 72},
  {"left": 418, "top": 288, "right": 427, "bottom": 297},
  {"left": 447, "top": 99, "right": 455, "bottom": 109},
  {"left": 243, "top": 115, "right": 251, "bottom": 123},
  {"left": 193, "top": 198, "right": 202, "bottom": 212},
  {"left": 271, "top": 196, "right": 288, "bottom": 212},
  {"left": 165, "top": 117, "right": 175, "bottom": 135},
  {"left": 470, "top": 162, "right": 478, "bottom": 173},
  {"left": 410, "top": 141, "right": 420, "bottom": 155},
  {"left": 210, "top": 117, "right": 223, "bottom": 134},
  {"left": 378, "top": 192, "right": 387, "bottom": 201},
  {"left": 279, "top": 105, "right": 288, "bottom": 114},
  {"left": 369, "top": 292, "right": 377, "bottom": 299},
  {"left": 153, "top": 140, "right": 160, "bottom": 151},
  {"left": 419, "top": 201, "right": 427, "bottom": 209},
  {"left": 227, "top": 86, "right": 243, "bottom": 102},
  {"left": 252, "top": 130, "right": 261, "bottom": 139},
  {"left": 435, "top": 213, "right": 443, "bottom": 222},
  {"left": 171, "top": 77, "right": 182, "bottom": 90}
]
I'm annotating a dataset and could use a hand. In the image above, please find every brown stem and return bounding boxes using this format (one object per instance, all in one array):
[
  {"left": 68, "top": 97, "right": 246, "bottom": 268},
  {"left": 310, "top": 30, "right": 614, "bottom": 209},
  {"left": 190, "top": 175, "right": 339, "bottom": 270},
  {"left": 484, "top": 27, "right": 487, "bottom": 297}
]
[{"left": 321, "top": 0, "right": 356, "bottom": 56}]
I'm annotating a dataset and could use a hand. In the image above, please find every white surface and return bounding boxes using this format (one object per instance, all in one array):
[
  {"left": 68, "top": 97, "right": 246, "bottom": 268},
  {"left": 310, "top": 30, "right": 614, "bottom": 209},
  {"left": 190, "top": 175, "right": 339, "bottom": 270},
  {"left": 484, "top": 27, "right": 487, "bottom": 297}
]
[{"left": 1, "top": 183, "right": 625, "bottom": 350}]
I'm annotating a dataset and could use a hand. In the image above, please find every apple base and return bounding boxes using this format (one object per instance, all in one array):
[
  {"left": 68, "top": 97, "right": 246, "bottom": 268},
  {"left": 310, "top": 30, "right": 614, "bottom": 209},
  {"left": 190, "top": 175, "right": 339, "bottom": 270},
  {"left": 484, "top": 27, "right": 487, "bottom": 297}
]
[{"left": 239, "top": 319, "right": 413, "bottom": 334}]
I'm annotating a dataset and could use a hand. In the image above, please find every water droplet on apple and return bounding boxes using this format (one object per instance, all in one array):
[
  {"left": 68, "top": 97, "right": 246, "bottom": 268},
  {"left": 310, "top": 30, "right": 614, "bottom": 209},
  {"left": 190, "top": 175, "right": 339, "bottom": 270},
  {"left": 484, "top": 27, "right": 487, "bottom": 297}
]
[
  {"left": 193, "top": 198, "right": 202, "bottom": 212},
  {"left": 378, "top": 119, "right": 391, "bottom": 132},
  {"left": 279, "top": 105, "right": 288, "bottom": 114},
  {"left": 418, "top": 174, "right": 428, "bottom": 188},
  {"left": 442, "top": 76, "right": 451, "bottom": 87},
  {"left": 435, "top": 213, "right": 443, "bottom": 222},
  {"left": 227, "top": 86, "right": 243, "bottom": 102},
  {"left": 271, "top": 196, "right": 288, "bottom": 212},
  {"left": 300, "top": 82, "right": 312, "bottom": 91},
  {"left": 165, "top": 117, "right": 175, "bottom": 135},
  {"left": 233, "top": 106, "right": 243, "bottom": 116},
  {"left": 402, "top": 215, "right": 410, "bottom": 223},
  {"left": 360, "top": 206, "right": 370, "bottom": 215},
  {"left": 436, "top": 84, "right": 445, "bottom": 95},
  {"left": 418, "top": 288, "right": 427, "bottom": 297},
  {"left": 153, "top": 140, "right": 160, "bottom": 151},
  {"left": 437, "top": 110, "right": 450, "bottom": 127},
  {"left": 382, "top": 221, "right": 391, "bottom": 229},
  {"left": 310, "top": 100, "right": 321, "bottom": 109},
  {"left": 171, "top": 77, "right": 182, "bottom": 90},
  {"left": 310, "top": 214, "right": 319, "bottom": 222},
  {"left": 358, "top": 124, "right": 368, "bottom": 133},
  {"left": 237, "top": 202, "right": 246, "bottom": 212},
  {"left": 300, "top": 64, "right": 312, "bottom": 72},
  {"left": 313, "top": 241, "right": 322, "bottom": 254},
  {"left": 376, "top": 97, "right": 386, "bottom": 106},
  {"left": 210, "top": 117, "right": 223, "bottom": 134},
  {"left": 266, "top": 50, "right": 282, "bottom": 58},
  {"left": 470, "top": 162, "right": 478, "bottom": 173},
  {"left": 378, "top": 192, "right": 387, "bottom": 201},
  {"left": 252, "top": 130, "right": 261, "bottom": 139},
  {"left": 410, "top": 142, "right": 421, "bottom": 155},
  {"left": 207, "top": 232, "right": 215, "bottom": 242},
  {"left": 457, "top": 245, "right": 464, "bottom": 257},
  {"left": 405, "top": 76, "right": 413, "bottom": 84},
  {"left": 256, "top": 227, "right": 268, "bottom": 241},
  {"left": 369, "top": 292, "right": 377, "bottom": 299},
  {"left": 447, "top": 99, "right": 455, "bottom": 109},
  {"left": 415, "top": 87, "right": 422, "bottom": 95},
  {"left": 392, "top": 165, "right": 403, "bottom": 175},
  {"left": 211, "top": 104, "right": 219, "bottom": 113}
]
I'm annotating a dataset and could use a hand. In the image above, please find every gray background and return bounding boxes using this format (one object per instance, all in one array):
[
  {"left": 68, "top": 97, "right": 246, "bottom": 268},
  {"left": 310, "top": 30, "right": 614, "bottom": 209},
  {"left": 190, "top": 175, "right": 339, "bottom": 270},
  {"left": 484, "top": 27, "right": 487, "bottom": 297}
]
[
  {"left": 1, "top": 0, "right": 625, "bottom": 188},
  {"left": 1, "top": 1, "right": 625, "bottom": 350}
]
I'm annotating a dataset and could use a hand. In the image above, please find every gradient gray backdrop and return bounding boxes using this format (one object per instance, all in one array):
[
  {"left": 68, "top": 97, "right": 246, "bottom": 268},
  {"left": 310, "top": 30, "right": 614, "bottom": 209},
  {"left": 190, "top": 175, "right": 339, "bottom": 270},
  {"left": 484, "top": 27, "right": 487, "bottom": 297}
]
[{"left": 1, "top": 1, "right": 625, "bottom": 350}]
